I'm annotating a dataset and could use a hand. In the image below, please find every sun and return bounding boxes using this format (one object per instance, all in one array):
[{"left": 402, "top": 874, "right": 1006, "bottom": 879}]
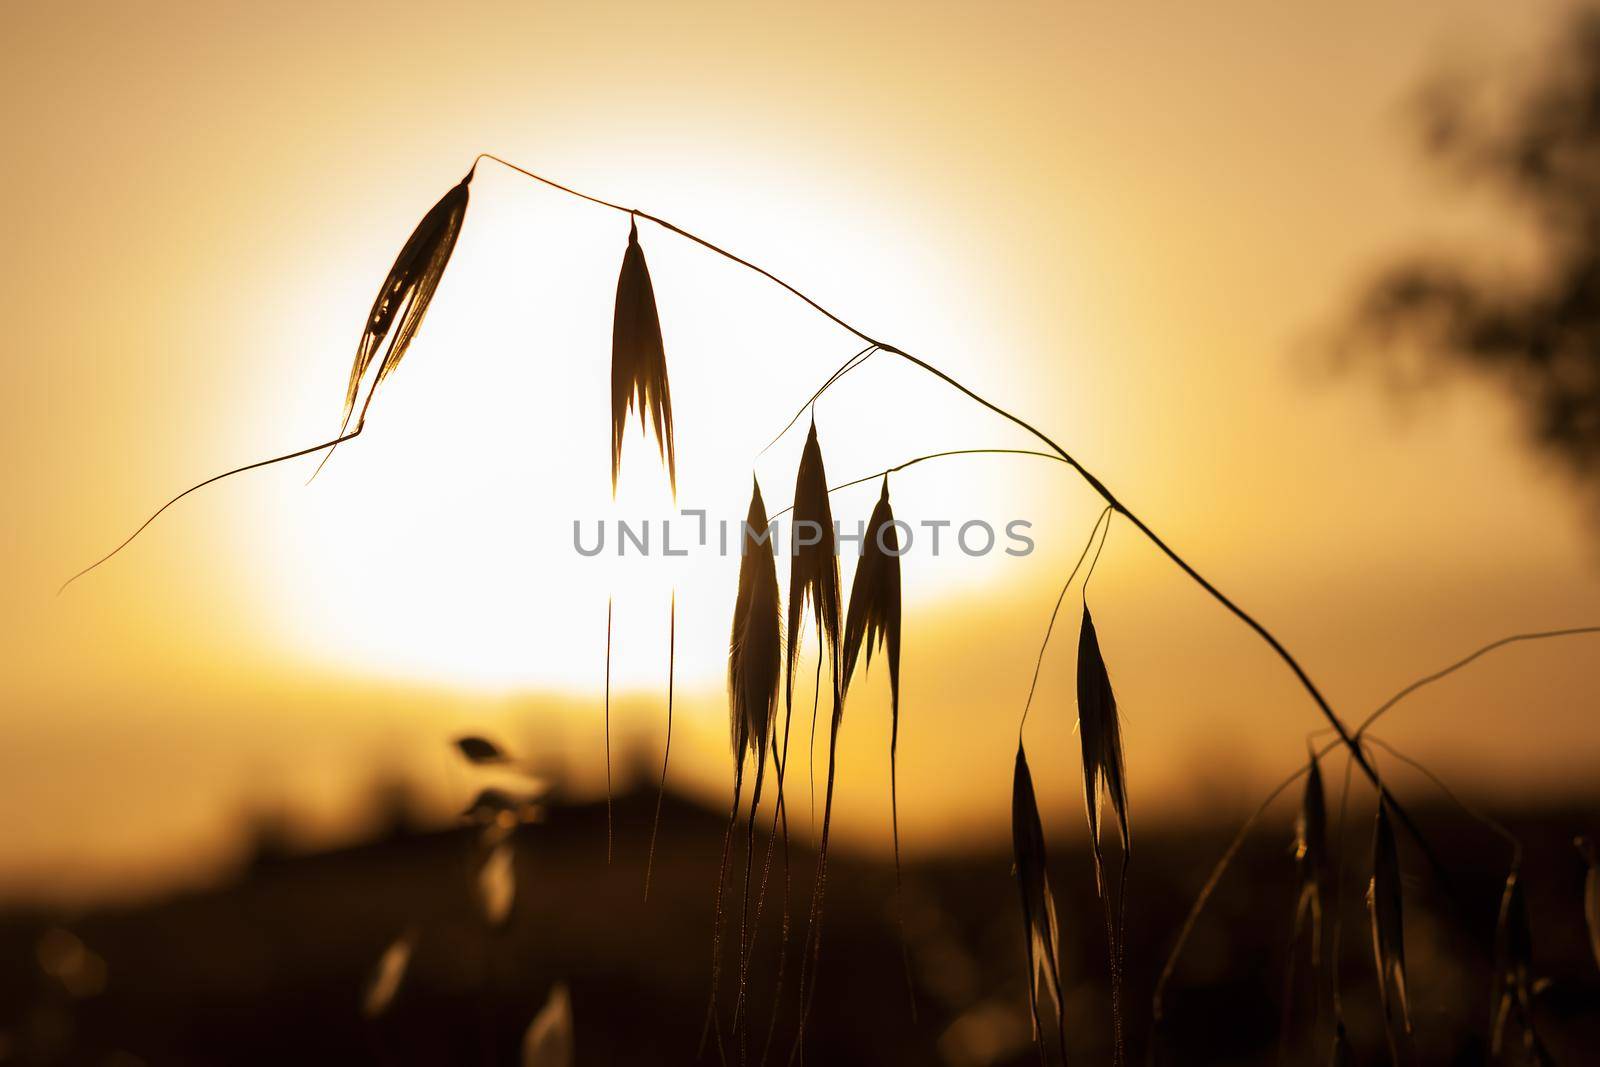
[{"left": 251, "top": 156, "right": 1063, "bottom": 695}]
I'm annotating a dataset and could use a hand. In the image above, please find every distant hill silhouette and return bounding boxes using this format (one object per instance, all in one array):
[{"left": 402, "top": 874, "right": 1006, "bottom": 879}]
[{"left": 0, "top": 786, "right": 1595, "bottom": 1065}]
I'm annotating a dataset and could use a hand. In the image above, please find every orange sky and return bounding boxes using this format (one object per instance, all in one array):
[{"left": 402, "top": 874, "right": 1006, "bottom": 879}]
[{"left": 4, "top": 0, "right": 1599, "bottom": 901}]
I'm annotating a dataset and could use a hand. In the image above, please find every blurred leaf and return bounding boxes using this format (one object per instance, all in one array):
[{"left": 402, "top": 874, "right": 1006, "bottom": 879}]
[
  {"left": 455, "top": 736, "right": 510, "bottom": 765},
  {"left": 360, "top": 928, "right": 415, "bottom": 1020},
  {"left": 479, "top": 842, "right": 516, "bottom": 928},
  {"left": 523, "top": 982, "right": 574, "bottom": 1067}
]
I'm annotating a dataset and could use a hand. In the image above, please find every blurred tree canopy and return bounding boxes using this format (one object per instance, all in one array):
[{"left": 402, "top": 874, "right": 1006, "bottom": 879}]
[{"left": 1344, "top": 10, "right": 1600, "bottom": 520}]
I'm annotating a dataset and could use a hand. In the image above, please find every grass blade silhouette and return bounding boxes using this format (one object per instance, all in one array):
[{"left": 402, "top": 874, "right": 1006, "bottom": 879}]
[
  {"left": 645, "top": 591, "right": 676, "bottom": 900},
  {"left": 1281, "top": 746, "right": 1329, "bottom": 1059},
  {"left": 1490, "top": 866, "right": 1550, "bottom": 1060},
  {"left": 65, "top": 170, "right": 473, "bottom": 591},
  {"left": 1369, "top": 798, "right": 1411, "bottom": 1061},
  {"left": 838, "top": 475, "right": 914, "bottom": 1017},
  {"left": 604, "top": 597, "right": 613, "bottom": 865},
  {"left": 611, "top": 217, "right": 676, "bottom": 497},
  {"left": 782, "top": 422, "right": 842, "bottom": 1059},
  {"left": 1013, "top": 743, "right": 1069, "bottom": 1065},
  {"left": 59, "top": 429, "right": 359, "bottom": 594},
  {"left": 1077, "top": 603, "right": 1129, "bottom": 1064},
  {"left": 315, "top": 170, "right": 472, "bottom": 479},
  {"left": 1580, "top": 837, "right": 1600, "bottom": 973},
  {"left": 702, "top": 479, "right": 781, "bottom": 1060}
]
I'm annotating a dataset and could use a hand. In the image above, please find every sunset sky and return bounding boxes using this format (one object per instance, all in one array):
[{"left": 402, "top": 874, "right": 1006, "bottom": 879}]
[{"left": 5, "top": 0, "right": 1599, "bottom": 900}]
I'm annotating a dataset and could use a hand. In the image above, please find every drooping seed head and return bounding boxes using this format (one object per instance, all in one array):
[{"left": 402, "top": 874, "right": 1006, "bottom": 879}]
[
  {"left": 1077, "top": 606, "right": 1130, "bottom": 895},
  {"left": 1011, "top": 744, "right": 1067, "bottom": 1054},
  {"left": 342, "top": 172, "right": 472, "bottom": 432},
  {"left": 1491, "top": 865, "right": 1543, "bottom": 1056},
  {"left": 610, "top": 218, "right": 677, "bottom": 497},
  {"left": 1293, "top": 747, "right": 1329, "bottom": 962},
  {"left": 840, "top": 476, "right": 901, "bottom": 712},
  {"left": 1579, "top": 836, "right": 1600, "bottom": 974},
  {"left": 785, "top": 421, "right": 841, "bottom": 709},
  {"left": 1368, "top": 799, "right": 1411, "bottom": 1045},
  {"left": 728, "top": 477, "right": 781, "bottom": 765}
]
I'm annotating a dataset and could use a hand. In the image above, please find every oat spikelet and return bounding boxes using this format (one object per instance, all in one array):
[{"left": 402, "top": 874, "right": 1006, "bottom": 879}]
[
  {"left": 839, "top": 476, "right": 913, "bottom": 1013},
  {"left": 701, "top": 478, "right": 782, "bottom": 1060},
  {"left": 786, "top": 422, "right": 845, "bottom": 1057},
  {"left": 1491, "top": 866, "right": 1551, "bottom": 1061},
  {"left": 1580, "top": 836, "right": 1600, "bottom": 974},
  {"left": 1012, "top": 744, "right": 1068, "bottom": 1063},
  {"left": 839, "top": 476, "right": 902, "bottom": 859},
  {"left": 611, "top": 218, "right": 676, "bottom": 496},
  {"left": 1369, "top": 799, "right": 1411, "bottom": 1057},
  {"left": 732, "top": 478, "right": 782, "bottom": 766},
  {"left": 1293, "top": 747, "right": 1329, "bottom": 965},
  {"left": 1281, "top": 746, "right": 1330, "bottom": 1058},
  {"left": 1328, "top": 1021, "right": 1352, "bottom": 1066},
  {"left": 339, "top": 172, "right": 471, "bottom": 439},
  {"left": 1076, "top": 604, "right": 1129, "bottom": 1064},
  {"left": 360, "top": 927, "right": 416, "bottom": 1020},
  {"left": 730, "top": 477, "right": 782, "bottom": 996},
  {"left": 522, "top": 983, "right": 575, "bottom": 1067},
  {"left": 785, "top": 421, "right": 841, "bottom": 708},
  {"left": 1076, "top": 607, "right": 1129, "bottom": 894}
]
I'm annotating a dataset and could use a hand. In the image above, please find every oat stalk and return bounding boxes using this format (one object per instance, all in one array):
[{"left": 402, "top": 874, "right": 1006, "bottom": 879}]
[{"left": 74, "top": 151, "right": 1425, "bottom": 872}]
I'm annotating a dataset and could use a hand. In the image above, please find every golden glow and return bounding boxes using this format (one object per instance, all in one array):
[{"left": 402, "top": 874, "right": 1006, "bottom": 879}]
[
  {"left": 258, "top": 161, "right": 1052, "bottom": 693},
  {"left": 5, "top": 0, "right": 1600, "bottom": 896}
]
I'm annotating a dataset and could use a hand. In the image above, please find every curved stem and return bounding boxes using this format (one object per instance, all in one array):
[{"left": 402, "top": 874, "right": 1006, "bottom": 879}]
[
  {"left": 1081, "top": 509, "right": 1112, "bottom": 604},
  {"left": 470, "top": 152, "right": 1423, "bottom": 870},
  {"left": 604, "top": 597, "right": 614, "bottom": 865},
  {"left": 58, "top": 427, "right": 363, "bottom": 594},
  {"left": 761, "top": 345, "right": 877, "bottom": 456},
  {"left": 1150, "top": 749, "right": 1330, "bottom": 1025},
  {"left": 1356, "top": 626, "right": 1600, "bottom": 736},
  {"left": 645, "top": 590, "right": 676, "bottom": 900},
  {"left": 1362, "top": 735, "right": 1521, "bottom": 864},
  {"left": 475, "top": 153, "right": 634, "bottom": 214},
  {"left": 768, "top": 448, "right": 1067, "bottom": 521},
  {"left": 1018, "top": 505, "right": 1112, "bottom": 743},
  {"left": 1328, "top": 748, "right": 1357, "bottom": 1024},
  {"left": 1153, "top": 622, "right": 1592, "bottom": 1033}
]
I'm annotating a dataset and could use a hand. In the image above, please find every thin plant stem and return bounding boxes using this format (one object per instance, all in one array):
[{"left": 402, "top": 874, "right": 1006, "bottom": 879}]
[
  {"left": 735, "top": 739, "right": 770, "bottom": 1063},
  {"left": 1017, "top": 506, "right": 1112, "bottom": 743},
  {"left": 1095, "top": 511, "right": 1124, "bottom": 1067},
  {"left": 605, "top": 597, "right": 614, "bottom": 865},
  {"left": 698, "top": 762, "right": 745, "bottom": 1067},
  {"left": 1356, "top": 626, "right": 1600, "bottom": 736},
  {"left": 768, "top": 448, "right": 1066, "bottom": 521},
  {"left": 1082, "top": 512, "right": 1112, "bottom": 603},
  {"left": 759, "top": 711, "right": 795, "bottom": 1067},
  {"left": 1149, "top": 755, "right": 1319, "bottom": 1024},
  {"left": 761, "top": 345, "right": 877, "bottom": 455},
  {"left": 645, "top": 591, "right": 676, "bottom": 900},
  {"left": 1362, "top": 735, "right": 1521, "bottom": 864},
  {"left": 1150, "top": 620, "right": 1600, "bottom": 1038},
  {"left": 69, "top": 154, "right": 1366, "bottom": 825},
  {"left": 889, "top": 703, "right": 917, "bottom": 1024},
  {"left": 58, "top": 427, "right": 362, "bottom": 594},
  {"left": 1157, "top": 624, "right": 1592, "bottom": 1043},
  {"left": 1329, "top": 748, "right": 1357, "bottom": 1026}
]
